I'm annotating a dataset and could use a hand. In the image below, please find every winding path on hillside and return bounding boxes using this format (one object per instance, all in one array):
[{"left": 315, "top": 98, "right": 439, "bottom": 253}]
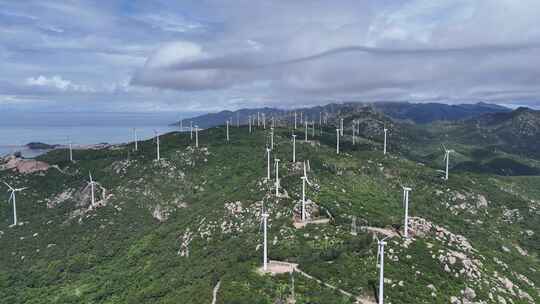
[{"left": 211, "top": 280, "right": 221, "bottom": 304}]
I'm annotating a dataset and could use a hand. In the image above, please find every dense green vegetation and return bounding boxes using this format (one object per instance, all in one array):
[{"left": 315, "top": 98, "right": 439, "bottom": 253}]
[{"left": 0, "top": 117, "right": 538, "bottom": 303}]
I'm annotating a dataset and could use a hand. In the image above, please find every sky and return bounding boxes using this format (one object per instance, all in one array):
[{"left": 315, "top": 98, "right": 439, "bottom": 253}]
[{"left": 1, "top": 0, "right": 540, "bottom": 113}]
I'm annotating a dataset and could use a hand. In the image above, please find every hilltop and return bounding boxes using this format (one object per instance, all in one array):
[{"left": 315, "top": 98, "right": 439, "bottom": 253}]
[
  {"left": 0, "top": 112, "right": 538, "bottom": 303},
  {"left": 175, "top": 102, "right": 510, "bottom": 129}
]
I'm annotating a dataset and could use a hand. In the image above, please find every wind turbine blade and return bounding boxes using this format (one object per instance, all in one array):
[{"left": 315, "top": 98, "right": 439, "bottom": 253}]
[
  {"left": 89, "top": 171, "right": 93, "bottom": 183},
  {"left": 3, "top": 182, "right": 14, "bottom": 191},
  {"left": 8, "top": 192, "right": 14, "bottom": 203}
]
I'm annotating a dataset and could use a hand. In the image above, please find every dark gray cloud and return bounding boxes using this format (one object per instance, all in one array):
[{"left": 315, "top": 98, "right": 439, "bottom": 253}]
[{"left": 2, "top": 0, "right": 540, "bottom": 112}]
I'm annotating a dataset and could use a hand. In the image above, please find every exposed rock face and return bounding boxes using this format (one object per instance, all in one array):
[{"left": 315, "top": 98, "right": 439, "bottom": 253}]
[{"left": 1, "top": 155, "right": 49, "bottom": 173}]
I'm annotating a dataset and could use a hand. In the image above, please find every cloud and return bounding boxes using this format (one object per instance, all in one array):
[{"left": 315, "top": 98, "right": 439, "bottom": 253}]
[
  {"left": 25, "top": 75, "right": 95, "bottom": 92},
  {"left": 2, "top": 0, "right": 540, "bottom": 112}
]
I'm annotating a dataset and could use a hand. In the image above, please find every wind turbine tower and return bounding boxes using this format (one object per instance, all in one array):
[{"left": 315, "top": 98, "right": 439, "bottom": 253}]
[
  {"left": 154, "top": 130, "right": 160, "bottom": 161},
  {"left": 226, "top": 120, "right": 230, "bottom": 142},
  {"left": 68, "top": 137, "right": 73, "bottom": 162},
  {"left": 274, "top": 158, "right": 280, "bottom": 196},
  {"left": 443, "top": 145, "right": 455, "bottom": 180},
  {"left": 402, "top": 187, "right": 412, "bottom": 238},
  {"left": 336, "top": 128, "right": 340, "bottom": 154},
  {"left": 270, "top": 127, "right": 274, "bottom": 150},
  {"left": 133, "top": 128, "right": 138, "bottom": 151},
  {"left": 377, "top": 236, "right": 390, "bottom": 304},
  {"left": 383, "top": 128, "right": 388, "bottom": 155},
  {"left": 266, "top": 147, "right": 271, "bottom": 180},
  {"left": 195, "top": 126, "right": 199, "bottom": 148},
  {"left": 292, "top": 135, "right": 297, "bottom": 163},
  {"left": 304, "top": 121, "right": 308, "bottom": 142},
  {"left": 88, "top": 172, "right": 96, "bottom": 207},
  {"left": 262, "top": 211, "right": 269, "bottom": 271}
]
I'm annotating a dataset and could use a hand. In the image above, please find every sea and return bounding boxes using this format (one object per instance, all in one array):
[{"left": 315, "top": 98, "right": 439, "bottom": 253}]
[{"left": 0, "top": 111, "right": 197, "bottom": 158}]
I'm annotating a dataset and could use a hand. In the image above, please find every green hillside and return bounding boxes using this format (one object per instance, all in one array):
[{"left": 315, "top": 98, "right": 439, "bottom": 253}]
[{"left": 0, "top": 121, "right": 538, "bottom": 303}]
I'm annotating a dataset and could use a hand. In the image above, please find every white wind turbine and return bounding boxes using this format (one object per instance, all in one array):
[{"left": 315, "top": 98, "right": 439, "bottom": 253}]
[
  {"left": 292, "top": 134, "right": 297, "bottom": 163},
  {"left": 300, "top": 161, "right": 313, "bottom": 222},
  {"left": 383, "top": 128, "right": 388, "bottom": 155},
  {"left": 133, "top": 128, "right": 138, "bottom": 151},
  {"left": 266, "top": 147, "right": 271, "bottom": 180},
  {"left": 257, "top": 112, "right": 260, "bottom": 127},
  {"left": 442, "top": 145, "right": 454, "bottom": 180},
  {"left": 336, "top": 128, "right": 340, "bottom": 154},
  {"left": 249, "top": 115, "right": 252, "bottom": 133},
  {"left": 402, "top": 186, "right": 412, "bottom": 238},
  {"left": 261, "top": 207, "right": 269, "bottom": 271},
  {"left": 376, "top": 236, "right": 391, "bottom": 304},
  {"left": 263, "top": 113, "right": 266, "bottom": 129},
  {"left": 294, "top": 111, "right": 297, "bottom": 129},
  {"left": 352, "top": 121, "right": 356, "bottom": 145},
  {"left": 190, "top": 121, "right": 193, "bottom": 140},
  {"left": 304, "top": 121, "right": 308, "bottom": 142},
  {"left": 154, "top": 130, "right": 160, "bottom": 161},
  {"left": 274, "top": 158, "right": 280, "bottom": 196},
  {"left": 195, "top": 126, "right": 199, "bottom": 148},
  {"left": 270, "top": 127, "right": 274, "bottom": 150},
  {"left": 68, "top": 137, "right": 73, "bottom": 162},
  {"left": 88, "top": 171, "right": 96, "bottom": 207},
  {"left": 4, "top": 182, "right": 26, "bottom": 226},
  {"left": 226, "top": 120, "right": 230, "bottom": 142}
]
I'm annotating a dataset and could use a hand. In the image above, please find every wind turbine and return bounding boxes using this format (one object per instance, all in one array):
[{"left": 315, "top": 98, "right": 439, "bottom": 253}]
[
  {"left": 154, "top": 130, "right": 160, "bottom": 161},
  {"left": 261, "top": 208, "right": 269, "bottom": 271},
  {"left": 270, "top": 127, "right": 274, "bottom": 150},
  {"left": 304, "top": 121, "right": 308, "bottom": 143},
  {"left": 292, "top": 135, "right": 297, "bottom": 163},
  {"left": 402, "top": 187, "right": 412, "bottom": 238},
  {"left": 257, "top": 112, "right": 260, "bottom": 127},
  {"left": 376, "top": 236, "right": 391, "bottom": 304},
  {"left": 266, "top": 147, "right": 271, "bottom": 181},
  {"left": 226, "top": 120, "right": 230, "bottom": 142},
  {"left": 195, "top": 126, "right": 199, "bottom": 148},
  {"left": 274, "top": 158, "right": 280, "bottom": 196},
  {"left": 68, "top": 137, "right": 73, "bottom": 162},
  {"left": 190, "top": 121, "right": 193, "bottom": 140},
  {"left": 442, "top": 145, "right": 454, "bottom": 180},
  {"left": 249, "top": 115, "right": 252, "bottom": 133},
  {"left": 383, "top": 128, "right": 388, "bottom": 155},
  {"left": 352, "top": 121, "right": 356, "bottom": 145},
  {"left": 4, "top": 182, "right": 26, "bottom": 226},
  {"left": 88, "top": 172, "right": 96, "bottom": 207},
  {"left": 300, "top": 161, "right": 312, "bottom": 222},
  {"left": 336, "top": 128, "right": 340, "bottom": 154},
  {"left": 262, "top": 113, "right": 266, "bottom": 129},
  {"left": 133, "top": 128, "right": 138, "bottom": 151},
  {"left": 294, "top": 112, "right": 297, "bottom": 129},
  {"left": 340, "top": 118, "right": 344, "bottom": 136}
]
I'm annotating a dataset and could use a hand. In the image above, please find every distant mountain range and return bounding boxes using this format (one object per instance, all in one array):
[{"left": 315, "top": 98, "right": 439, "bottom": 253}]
[{"left": 174, "top": 102, "right": 511, "bottom": 128}]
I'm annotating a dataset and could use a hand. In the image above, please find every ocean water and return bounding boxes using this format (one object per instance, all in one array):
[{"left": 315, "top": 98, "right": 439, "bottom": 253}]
[{"left": 0, "top": 111, "right": 194, "bottom": 158}]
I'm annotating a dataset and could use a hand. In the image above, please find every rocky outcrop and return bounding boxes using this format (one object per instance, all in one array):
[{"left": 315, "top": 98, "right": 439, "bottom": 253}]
[{"left": 1, "top": 155, "right": 49, "bottom": 174}]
